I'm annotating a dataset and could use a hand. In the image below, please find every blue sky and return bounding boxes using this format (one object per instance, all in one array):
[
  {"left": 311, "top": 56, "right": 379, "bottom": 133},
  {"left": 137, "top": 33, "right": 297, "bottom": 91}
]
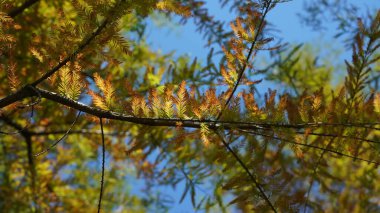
[
  {"left": 145, "top": 0, "right": 380, "bottom": 94},
  {"left": 147, "top": 0, "right": 380, "bottom": 55},
  {"left": 137, "top": 1, "right": 380, "bottom": 212}
]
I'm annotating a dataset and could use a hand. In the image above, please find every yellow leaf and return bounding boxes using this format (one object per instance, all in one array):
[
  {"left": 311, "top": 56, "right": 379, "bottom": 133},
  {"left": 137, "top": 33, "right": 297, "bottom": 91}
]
[
  {"left": 93, "top": 73, "right": 115, "bottom": 109},
  {"left": 293, "top": 136, "right": 305, "bottom": 159},
  {"left": 88, "top": 90, "right": 107, "bottom": 110},
  {"left": 200, "top": 123, "right": 210, "bottom": 147},
  {"left": 150, "top": 89, "right": 161, "bottom": 117},
  {"left": 156, "top": 1, "right": 191, "bottom": 17},
  {"left": 131, "top": 96, "right": 141, "bottom": 116},
  {"left": 374, "top": 93, "right": 380, "bottom": 114},
  {"left": 0, "top": 12, "right": 13, "bottom": 23},
  {"left": 7, "top": 63, "right": 19, "bottom": 92},
  {"left": 176, "top": 81, "right": 188, "bottom": 118},
  {"left": 30, "top": 47, "right": 44, "bottom": 62},
  {"left": 94, "top": 73, "right": 107, "bottom": 93}
]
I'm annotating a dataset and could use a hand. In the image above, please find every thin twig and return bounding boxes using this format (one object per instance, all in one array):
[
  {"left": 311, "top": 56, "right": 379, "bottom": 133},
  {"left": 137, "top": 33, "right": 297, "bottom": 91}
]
[
  {"left": 294, "top": 131, "right": 379, "bottom": 144},
  {"left": 176, "top": 165, "right": 210, "bottom": 196},
  {"left": 30, "top": 19, "right": 109, "bottom": 87},
  {"left": 23, "top": 85, "right": 41, "bottom": 107},
  {"left": 25, "top": 134, "right": 38, "bottom": 211},
  {"left": 97, "top": 117, "right": 106, "bottom": 213},
  {"left": 303, "top": 138, "right": 334, "bottom": 213},
  {"left": 216, "top": 0, "right": 273, "bottom": 121},
  {"left": 239, "top": 129, "right": 380, "bottom": 166},
  {"left": 0, "top": 114, "right": 31, "bottom": 135},
  {"left": 0, "top": 90, "right": 40, "bottom": 135},
  {"left": 215, "top": 130, "right": 277, "bottom": 212},
  {"left": 249, "top": 125, "right": 380, "bottom": 145},
  {"left": 34, "top": 111, "right": 82, "bottom": 157},
  {"left": 30, "top": 129, "right": 127, "bottom": 136}
]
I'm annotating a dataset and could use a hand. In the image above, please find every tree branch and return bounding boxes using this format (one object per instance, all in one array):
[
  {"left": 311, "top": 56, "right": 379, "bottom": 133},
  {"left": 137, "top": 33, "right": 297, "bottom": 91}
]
[
  {"left": 246, "top": 125, "right": 380, "bottom": 145},
  {"left": 215, "top": 130, "right": 277, "bottom": 212},
  {"left": 2, "top": 87, "right": 380, "bottom": 134},
  {"left": 29, "top": 129, "right": 127, "bottom": 136},
  {"left": 8, "top": 0, "right": 40, "bottom": 18},
  {"left": 239, "top": 129, "right": 380, "bottom": 166},
  {"left": 0, "top": 113, "right": 31, "bottom": 135},
  {"left": 0, "top": 1, "right": 119, "bottom": 110},
  {"left": 30, "top": 18, "right": 109, "bottom": 87},
  {"left": 216, "top": 0, "right": 273, "bottom": 121},
  {"left": 25, "top": 135, "right": 38, "bottom": 211},
  {"left": 97, "top": 118, "right": 106, "bottom": 213},
  {"left": 303, "top": 138, "right": 334, "bottom": 213},
  {"left": 34, "top": 111, "right": 81, "bottom": 157},
  {"left": 0, "top": 111, "right": 38, "bottom": 210}
]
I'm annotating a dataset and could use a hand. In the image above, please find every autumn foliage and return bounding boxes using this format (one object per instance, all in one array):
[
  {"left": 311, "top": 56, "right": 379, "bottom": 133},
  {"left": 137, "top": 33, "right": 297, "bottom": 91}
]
[{"left": 1, "top": 0, "right": 380, "bottom": 212}]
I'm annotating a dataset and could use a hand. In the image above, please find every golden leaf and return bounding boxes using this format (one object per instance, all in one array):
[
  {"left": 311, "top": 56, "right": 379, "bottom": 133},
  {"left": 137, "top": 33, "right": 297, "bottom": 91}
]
[
  {"left": 374, "top": 93, "right": 380, "bottom": 114},
  {"left": 88, "top": 90, "right": 107, "bottom": 110},
  {"left": 7, "top": 63, "right": 19, "bottom": 92}
]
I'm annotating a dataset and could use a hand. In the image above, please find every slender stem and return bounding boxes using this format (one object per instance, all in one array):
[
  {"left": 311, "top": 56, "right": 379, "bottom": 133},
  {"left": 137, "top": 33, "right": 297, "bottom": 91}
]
[
  {"left": 30, "top": 18, "right": 109, "bottom": 87},
  {"left": 216, "top": 0, "right": 273, "bottom": 121},
  {"left": 246, "top": 124, "right": 380, "bottom": 145},
  {"left": 239, "top": 129, "right": 380, "bottom": 166},
  {"left": 303, "top": 138, "right": 334, "bottom": 213},
  {"left": 34, "top": 111, "right": 81, "bottom": 157},
  {"left": 25, "top": 135, "right": 38, "bottom": 212},
  {"left": 97, "top": 118, "right": 106, "bottom": 213},
  {"left": 8, "top": 0, "right": 40, "bottom": 18},
  {"left": 29, "top": 129, "right": 127, "bottom": 136},
  {"left": 215, "top": 130, "right": 277, "bottom": 212},
  {"left": 0, "top": 114, "right": 31, "bottom": 135}
]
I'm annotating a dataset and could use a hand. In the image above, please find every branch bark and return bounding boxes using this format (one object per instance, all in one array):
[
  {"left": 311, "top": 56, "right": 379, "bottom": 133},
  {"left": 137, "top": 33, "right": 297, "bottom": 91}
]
[
  {"left": 2, "top": 87, "right": 380, "bottom": 132},
  {"left": 8, "top": 0, "right": 40, "bottom": 18}
]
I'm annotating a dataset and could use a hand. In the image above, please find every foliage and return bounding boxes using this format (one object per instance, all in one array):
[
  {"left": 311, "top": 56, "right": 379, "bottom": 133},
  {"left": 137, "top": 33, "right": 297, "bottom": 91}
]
[{"left": 0, "top": 0, "right": 380, "bottom": 212}]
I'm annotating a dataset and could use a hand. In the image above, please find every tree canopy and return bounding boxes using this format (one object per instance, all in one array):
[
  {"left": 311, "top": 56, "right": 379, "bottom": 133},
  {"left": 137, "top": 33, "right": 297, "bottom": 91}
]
[{"left": 1, "top": 0, "right": 380, "bottom": 212}]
